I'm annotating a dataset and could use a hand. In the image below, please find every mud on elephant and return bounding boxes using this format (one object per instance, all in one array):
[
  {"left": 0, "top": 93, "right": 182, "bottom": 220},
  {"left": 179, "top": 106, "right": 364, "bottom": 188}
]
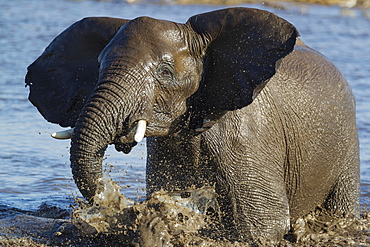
[{"left": 25, "top": 7, "right": 359, "bottom": 243}]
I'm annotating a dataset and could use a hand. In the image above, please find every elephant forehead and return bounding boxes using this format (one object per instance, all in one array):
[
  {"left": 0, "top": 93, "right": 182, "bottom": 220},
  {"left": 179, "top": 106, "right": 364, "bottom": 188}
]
[
  {"left": 126, "top": 17, "right": 181, "bottom": 39},
  {"left": 159, "top": 28, "right": 184, "bottom": 44},
  {"left": 122, "top": 20, "right": 186, "bottom": 53}
]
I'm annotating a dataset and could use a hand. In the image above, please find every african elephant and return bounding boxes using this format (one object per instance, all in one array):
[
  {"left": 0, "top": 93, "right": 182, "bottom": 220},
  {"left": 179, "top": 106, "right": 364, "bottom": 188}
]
[{"left": 25, "top": 7, "right": 359, "bottom": 242}]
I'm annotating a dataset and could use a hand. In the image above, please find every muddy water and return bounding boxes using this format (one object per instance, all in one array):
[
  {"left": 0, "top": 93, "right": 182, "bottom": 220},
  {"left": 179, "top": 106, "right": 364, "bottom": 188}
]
[
  {"left": 1, "top": 181, "right": 369, "bottom": 246},
  {"left": 0, "top": 0, "right": 369, "bottom": 246}
]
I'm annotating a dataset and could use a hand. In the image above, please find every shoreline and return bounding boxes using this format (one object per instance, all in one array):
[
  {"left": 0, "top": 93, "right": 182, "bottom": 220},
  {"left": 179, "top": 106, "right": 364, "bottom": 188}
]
[{"left": 170, "top": 0, "right": 369, "bottom": 8}]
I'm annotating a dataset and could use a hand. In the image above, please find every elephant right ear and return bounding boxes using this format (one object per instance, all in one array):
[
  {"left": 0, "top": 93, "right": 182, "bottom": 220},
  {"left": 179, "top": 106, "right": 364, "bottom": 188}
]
[
  {"left": 25, "top": 17, "right": 130, "bottom": 127},
  {"left": 186, "top": 8, "right": 298, "bottom": 128}
]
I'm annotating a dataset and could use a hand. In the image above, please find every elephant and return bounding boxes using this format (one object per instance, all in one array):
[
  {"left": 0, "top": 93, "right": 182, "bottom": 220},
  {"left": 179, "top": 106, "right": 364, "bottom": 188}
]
[{"left": 25, "top": 7, "right": 360, "bottom": 242}]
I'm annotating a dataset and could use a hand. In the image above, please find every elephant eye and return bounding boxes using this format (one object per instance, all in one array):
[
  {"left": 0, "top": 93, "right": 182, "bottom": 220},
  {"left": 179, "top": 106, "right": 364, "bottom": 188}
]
[
  {"left": 156, "top": 64, "right": 174, "bottom": 82},
  {"left": 161, "top": 69, "right": 171, "bottom": 77}
]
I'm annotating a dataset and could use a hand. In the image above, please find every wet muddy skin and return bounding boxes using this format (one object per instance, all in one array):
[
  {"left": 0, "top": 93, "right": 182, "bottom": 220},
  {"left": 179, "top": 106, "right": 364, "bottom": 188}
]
[{"left": 1, "top": 181, "right": 369, "bottom": 246}]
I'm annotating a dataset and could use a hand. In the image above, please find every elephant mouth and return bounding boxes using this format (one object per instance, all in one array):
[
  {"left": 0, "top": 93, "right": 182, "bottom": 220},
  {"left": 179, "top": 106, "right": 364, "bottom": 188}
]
[
  {"left": 118, "top": 121, "right": 171, "bottom": 143},
  {"left": 118, "top": 119, "right": 147, "bottom": 144},
  {"left": 113, "top": 122, "right": 171, "bottom": 154}
]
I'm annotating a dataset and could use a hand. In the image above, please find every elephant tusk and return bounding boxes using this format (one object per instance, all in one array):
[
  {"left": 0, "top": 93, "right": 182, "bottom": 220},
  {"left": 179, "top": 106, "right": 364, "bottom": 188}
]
[
  {"left": 51, "top": 128, "right": 74, "bottom": 139},
  {"left": 134, "top": 120, "right": 146, "bottom": 143}
]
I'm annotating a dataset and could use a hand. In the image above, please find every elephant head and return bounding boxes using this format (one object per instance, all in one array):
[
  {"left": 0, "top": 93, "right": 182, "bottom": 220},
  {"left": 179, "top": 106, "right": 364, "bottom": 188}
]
[{"left": 26, "top": 8, "right": 298, "bottom": 202}]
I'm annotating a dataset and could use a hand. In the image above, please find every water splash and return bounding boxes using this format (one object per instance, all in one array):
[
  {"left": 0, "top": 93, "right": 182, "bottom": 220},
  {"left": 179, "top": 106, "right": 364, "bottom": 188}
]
[
  {"left": 71, "top": 176, "right": 219, "bottom": 245},
  {"left": 1, "top": 178, "right": 370, "bottom": 246}
]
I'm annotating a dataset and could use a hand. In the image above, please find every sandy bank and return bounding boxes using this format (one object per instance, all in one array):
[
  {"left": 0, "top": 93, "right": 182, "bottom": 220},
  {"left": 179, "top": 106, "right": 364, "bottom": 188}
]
[{"left": 173, "top": 0, "right": 369, "bottom": 8}]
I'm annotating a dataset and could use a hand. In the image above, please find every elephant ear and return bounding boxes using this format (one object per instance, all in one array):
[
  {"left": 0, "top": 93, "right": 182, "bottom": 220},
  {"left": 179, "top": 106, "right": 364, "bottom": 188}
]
[
  {"left": 186, "top": 7, "right": 298, "bottom": 128},
  {"left": 25, "top": 17, "right": 130, "bottom": 127}
]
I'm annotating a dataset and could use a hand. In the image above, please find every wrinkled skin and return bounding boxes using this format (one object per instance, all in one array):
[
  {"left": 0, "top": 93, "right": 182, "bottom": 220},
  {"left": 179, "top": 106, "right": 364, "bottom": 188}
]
[{"left": 25, "top": 8, "right": 359, "bottom": 242}]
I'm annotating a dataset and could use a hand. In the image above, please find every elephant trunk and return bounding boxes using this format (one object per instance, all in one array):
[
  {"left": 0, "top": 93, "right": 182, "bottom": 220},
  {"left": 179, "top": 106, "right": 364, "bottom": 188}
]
[
  {"left": 70, "top": 89, "right": 118, "bottom": 202},
  {"left": 70, "top": 71, "right": 150, "bottom": 202}
]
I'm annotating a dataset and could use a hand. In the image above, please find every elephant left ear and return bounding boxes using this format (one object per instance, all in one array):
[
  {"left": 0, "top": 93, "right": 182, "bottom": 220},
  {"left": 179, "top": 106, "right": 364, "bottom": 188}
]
[
  {"left": 187, "top": 7, "right": 299, "bottom": 117},
  {"left": 25, "top": 17, "right": 130, "bottom": 127}
]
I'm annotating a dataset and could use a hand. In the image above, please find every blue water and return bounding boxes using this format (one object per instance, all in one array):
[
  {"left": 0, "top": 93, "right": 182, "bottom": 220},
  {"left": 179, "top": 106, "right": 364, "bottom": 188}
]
[{"left": 0, "top": 0, "right": 369, "bottom": 212}]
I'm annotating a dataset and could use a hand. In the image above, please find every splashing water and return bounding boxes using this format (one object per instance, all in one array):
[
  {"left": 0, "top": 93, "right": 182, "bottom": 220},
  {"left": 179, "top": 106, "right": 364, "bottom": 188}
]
[
  {"left": 1, "top": 175, "right": 369, "bottom": 246},
  {"left": 72, "top": 176, "right": 219, "bottom": 246}
]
